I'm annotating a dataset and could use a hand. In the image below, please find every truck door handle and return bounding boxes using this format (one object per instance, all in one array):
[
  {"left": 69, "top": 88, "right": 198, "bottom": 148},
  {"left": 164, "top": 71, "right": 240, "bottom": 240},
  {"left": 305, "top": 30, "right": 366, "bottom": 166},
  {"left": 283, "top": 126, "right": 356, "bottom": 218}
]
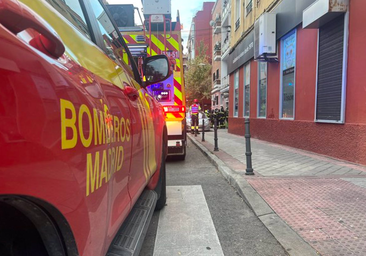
[
  {"left": 0, "top": 0, "right": 65, "bottom": 58},
  {"left": 124, "top": 86, "right": 139, "bottom": 101}
]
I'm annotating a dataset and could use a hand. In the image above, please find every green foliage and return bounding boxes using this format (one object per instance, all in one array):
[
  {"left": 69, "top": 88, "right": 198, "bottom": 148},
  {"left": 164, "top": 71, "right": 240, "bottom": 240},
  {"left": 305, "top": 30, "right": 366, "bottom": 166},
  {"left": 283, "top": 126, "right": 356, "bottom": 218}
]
[{"left": 184, "top": 42, "right": 212, "bottom": 105}]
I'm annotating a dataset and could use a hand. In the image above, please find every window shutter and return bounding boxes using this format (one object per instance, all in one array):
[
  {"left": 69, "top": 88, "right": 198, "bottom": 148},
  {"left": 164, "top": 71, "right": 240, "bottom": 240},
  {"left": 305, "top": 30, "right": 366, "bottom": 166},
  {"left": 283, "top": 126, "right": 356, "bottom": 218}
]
[{"left": 316, "top": 14, "right": 345, "bottom": 121}]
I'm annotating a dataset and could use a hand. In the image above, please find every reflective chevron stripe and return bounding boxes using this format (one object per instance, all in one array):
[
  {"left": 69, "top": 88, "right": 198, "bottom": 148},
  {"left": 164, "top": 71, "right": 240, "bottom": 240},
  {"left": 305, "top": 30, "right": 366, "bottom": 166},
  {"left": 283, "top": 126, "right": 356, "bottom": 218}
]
[{"left": 122, "top": 32, "right": 185, "bottom": 120}]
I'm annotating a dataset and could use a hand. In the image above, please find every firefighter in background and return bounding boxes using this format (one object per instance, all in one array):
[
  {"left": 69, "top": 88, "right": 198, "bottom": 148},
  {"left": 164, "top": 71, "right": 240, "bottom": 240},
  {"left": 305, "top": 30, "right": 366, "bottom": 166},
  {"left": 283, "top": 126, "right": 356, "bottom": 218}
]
[
  {"left": 189, "top": 99, "right": 201, "bottom": 136},
  {"left": 213, "top": 109, "right": 219, "bottom": 127},
  {"left": 210, "top": 109, "right": 215, "bottom": 127}
]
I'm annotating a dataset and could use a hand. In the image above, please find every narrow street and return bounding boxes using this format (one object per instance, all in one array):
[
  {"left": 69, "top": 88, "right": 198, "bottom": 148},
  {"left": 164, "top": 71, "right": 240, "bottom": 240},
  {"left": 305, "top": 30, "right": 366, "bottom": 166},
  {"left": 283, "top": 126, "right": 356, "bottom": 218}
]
[{"left": 140, "top": 138, "right": 288, "bottom": 256}]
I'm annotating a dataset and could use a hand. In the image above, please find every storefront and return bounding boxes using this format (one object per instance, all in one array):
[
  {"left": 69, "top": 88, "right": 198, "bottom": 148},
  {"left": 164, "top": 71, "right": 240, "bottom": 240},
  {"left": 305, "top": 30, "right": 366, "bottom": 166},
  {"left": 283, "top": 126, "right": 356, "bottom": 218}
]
[
  {"left": 228, "top": 30, "right": 254, "bottom": 118},
  {"left": 228, "top": 0, "right": 366, "bottom": 165}
]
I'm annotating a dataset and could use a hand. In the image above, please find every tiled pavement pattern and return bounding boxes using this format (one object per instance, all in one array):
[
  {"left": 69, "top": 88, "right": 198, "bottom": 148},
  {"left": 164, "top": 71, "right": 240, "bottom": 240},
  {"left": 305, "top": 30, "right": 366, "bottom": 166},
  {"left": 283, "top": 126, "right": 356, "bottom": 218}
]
[
  {"left": 195, "top": 130, "right": 366, "bottom": 255},
  {"left": 203, "top": 130, "right": 366, "bottom": 177},
  {"left": 248, "top": 178, "right": 366, "bottom": 256}
]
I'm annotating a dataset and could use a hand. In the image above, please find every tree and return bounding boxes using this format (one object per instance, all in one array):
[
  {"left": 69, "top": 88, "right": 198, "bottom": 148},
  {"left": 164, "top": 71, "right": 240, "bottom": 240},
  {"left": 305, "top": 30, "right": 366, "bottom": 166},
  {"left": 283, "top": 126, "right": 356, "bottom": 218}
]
[{"left": 184, "top": 42, "right": 212, "bottom": 105}]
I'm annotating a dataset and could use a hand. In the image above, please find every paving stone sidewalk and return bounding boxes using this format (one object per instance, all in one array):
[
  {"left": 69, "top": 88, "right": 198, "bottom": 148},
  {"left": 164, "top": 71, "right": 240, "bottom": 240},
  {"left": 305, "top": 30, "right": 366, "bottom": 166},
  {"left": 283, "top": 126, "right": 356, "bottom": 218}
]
[{"left": 191, "top": 129, "right": 366, "bottom": 256}]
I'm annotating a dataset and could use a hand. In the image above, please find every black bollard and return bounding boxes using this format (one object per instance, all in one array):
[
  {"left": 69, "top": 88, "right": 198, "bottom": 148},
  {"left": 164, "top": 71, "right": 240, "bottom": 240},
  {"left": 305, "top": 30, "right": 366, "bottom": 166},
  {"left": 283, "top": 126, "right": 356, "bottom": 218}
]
[
  {"left": 214, "top": 118, "right": 219, "bottom": 151},
  {"left": 244, "top": 118, "right": 254, "bottom": 175},
  {"left": 202, "top": 117, "right": 205, "bottom": 142}
]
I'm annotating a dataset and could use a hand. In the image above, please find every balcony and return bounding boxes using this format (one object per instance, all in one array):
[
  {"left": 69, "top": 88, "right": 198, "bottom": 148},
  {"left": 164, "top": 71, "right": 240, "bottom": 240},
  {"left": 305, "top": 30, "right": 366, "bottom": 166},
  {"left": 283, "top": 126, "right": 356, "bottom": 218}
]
[
  {"left": 213, "top": 42, "right": 221, "bottom": 61},
  {"left": 214, "top": 50, "right": 221, "bottom": 61},
  {"left": 213, "top": 14, "right": 221, "bottom": 34},
  {"left": 213, "top": 22, "right": 221, "bottom": 34},
  {"left": 211, "top": 83, "right": 220, "bottom": 93},
  {"left": 220, "top": 83, "right": 229, "bottom": 93},
  {"left": 214, "top": 79, "right": 221, "bottom": 86}
]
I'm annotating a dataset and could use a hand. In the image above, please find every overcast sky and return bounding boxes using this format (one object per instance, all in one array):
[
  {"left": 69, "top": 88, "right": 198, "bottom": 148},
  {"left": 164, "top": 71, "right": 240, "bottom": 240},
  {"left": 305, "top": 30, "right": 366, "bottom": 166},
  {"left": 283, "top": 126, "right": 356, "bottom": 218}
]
[{"left": 107, "top": 0, "right": 214, "bottom": 52}]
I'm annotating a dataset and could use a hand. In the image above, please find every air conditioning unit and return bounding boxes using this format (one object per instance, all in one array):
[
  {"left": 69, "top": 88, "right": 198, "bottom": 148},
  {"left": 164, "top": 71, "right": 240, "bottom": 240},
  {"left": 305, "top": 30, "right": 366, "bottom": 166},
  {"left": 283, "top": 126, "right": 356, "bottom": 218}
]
[{"left": 254, "top": 13, "right": 276, "bottom": 61}]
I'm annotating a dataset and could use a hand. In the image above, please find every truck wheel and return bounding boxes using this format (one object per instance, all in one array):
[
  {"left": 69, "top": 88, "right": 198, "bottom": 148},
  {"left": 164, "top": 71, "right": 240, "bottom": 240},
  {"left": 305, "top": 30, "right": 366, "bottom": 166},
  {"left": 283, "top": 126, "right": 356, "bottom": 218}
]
[
  {"left": 155, "top": 142, "right": 167, "bottom": 211},
  {"left": 0, "top": 202, "right": 49, "bottom": 256}
]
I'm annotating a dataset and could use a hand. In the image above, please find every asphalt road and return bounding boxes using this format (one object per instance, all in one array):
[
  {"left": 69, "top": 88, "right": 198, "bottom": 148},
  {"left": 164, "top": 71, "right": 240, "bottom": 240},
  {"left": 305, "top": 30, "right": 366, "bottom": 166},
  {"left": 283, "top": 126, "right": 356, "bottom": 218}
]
[{"left": 140, "top": 138, "right": 288, "bottom": 256}]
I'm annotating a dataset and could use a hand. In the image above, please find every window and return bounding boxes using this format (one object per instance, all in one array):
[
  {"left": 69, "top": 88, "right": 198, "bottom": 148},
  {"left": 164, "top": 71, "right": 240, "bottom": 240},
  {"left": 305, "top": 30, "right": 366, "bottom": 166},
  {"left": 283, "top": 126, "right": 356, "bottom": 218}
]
[
  {"left": 246, "top": 0, "right": 253, "bottom": 16},
  {"left": 45, "top": 0, "right": 90, "bottom": 38},
  {"left": 235, "top": 0, "right": 241, "bottom": 30},
  {"left": 233, "top": 70, "right": 239, "bottom": 117},
  {"left": 258, "top": 62, "right": 267, "bottom": 118},
  {"left": 316, "top": 14, "right": 346, "bottom": 123},
  {"left": 88, "top": 0, "right": 134, "bottom": 76},
  {"left": 243, "top": 63, "right": 250, "bottom": 117},
  {"left": 280, "top": 29, "right": 296, "bottom": 119}
]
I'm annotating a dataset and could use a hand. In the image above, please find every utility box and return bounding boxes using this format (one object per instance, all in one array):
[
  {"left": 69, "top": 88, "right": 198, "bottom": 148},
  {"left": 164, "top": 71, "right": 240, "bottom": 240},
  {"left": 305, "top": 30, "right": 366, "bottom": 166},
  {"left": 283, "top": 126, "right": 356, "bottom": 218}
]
[
  {"left": 143, "top": 0, "right": 171, "bottom": 16},
  {"left": 254, "top": 13, "right": 276, "bottom": 60}
]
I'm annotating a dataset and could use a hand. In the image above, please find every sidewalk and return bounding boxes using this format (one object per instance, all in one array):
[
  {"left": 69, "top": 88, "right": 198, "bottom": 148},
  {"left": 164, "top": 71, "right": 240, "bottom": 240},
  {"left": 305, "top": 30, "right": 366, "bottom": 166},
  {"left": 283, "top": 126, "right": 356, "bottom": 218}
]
[{"left": 189, "top": 129, "right": 366, "bottom": 256}]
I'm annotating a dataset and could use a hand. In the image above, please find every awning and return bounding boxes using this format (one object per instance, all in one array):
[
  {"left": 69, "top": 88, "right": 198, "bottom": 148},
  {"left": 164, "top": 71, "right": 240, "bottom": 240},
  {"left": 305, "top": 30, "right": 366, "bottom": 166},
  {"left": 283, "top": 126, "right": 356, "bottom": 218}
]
[{"left": 303, "top": 0, "right": 348, "bottom": 29}]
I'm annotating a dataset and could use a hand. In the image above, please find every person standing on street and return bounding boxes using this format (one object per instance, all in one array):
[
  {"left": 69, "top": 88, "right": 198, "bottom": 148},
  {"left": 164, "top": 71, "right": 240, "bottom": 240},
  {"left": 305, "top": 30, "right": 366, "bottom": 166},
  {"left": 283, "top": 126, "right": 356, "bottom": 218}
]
[{"left": 189, "top": 99, "right": 201, "bottom": 136}]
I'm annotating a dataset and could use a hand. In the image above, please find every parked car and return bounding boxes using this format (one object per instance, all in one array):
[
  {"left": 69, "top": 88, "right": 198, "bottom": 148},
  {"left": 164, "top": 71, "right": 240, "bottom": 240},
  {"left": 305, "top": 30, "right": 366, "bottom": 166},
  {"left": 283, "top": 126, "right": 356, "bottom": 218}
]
[
  {"left": 186, "top": 112, "right": 211, "bottom": 132},
  {"left": 0, "top": 0, "right": 169, "bottom": 255}
]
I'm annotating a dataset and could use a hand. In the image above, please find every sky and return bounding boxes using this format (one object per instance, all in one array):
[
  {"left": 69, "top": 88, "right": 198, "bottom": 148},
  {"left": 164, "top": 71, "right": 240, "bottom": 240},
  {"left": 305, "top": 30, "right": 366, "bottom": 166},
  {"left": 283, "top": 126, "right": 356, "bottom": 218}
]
[{"left": 107, "top": 0, "right": 214, "bottom": 53}]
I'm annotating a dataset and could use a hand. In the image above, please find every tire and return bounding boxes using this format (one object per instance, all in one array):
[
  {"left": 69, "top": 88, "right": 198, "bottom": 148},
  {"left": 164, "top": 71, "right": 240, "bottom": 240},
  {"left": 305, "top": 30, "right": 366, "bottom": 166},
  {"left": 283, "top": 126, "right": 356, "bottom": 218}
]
[
  {"left": 0, "top": 202, "right": 49, "bottom": 256},
  {"left": 155, "top": 141, "right": 167, "bottom": 211}
]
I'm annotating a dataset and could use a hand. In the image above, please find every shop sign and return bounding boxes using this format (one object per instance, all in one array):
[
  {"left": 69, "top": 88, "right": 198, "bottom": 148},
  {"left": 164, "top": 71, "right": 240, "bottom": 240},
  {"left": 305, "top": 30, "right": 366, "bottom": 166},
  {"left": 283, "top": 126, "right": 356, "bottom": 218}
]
[{"left": 228, "top": 30, "right": 254, "bottom": 74}]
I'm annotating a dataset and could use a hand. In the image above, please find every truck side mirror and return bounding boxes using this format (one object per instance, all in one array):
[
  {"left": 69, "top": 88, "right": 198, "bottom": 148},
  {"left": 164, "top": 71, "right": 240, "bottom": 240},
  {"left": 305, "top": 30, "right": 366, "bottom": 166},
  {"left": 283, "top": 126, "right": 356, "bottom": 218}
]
[{"left": 142, "top": 55, "right": 171, "bottom": 87}]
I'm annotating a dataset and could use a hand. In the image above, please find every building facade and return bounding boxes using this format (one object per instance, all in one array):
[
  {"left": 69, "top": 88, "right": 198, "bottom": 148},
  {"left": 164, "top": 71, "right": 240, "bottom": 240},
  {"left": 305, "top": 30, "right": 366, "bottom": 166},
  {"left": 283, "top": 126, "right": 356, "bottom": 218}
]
[
  {"left": 227, "top": 0, "right": 366, "bottom": 166},
  {"left": 187, "top": 2, "right": 215, "bottom": 61},
  {"left": 211, "top": 0, "right": 223, "bottom": 110}
]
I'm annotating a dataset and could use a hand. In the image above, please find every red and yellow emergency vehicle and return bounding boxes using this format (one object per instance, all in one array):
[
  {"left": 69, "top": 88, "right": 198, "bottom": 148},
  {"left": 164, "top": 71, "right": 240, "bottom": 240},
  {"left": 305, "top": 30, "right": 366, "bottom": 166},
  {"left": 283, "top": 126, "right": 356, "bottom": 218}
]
[
  {"left": 107, "top": 1, "right": 187, "bottom": 160},
  {"left": 0, "top": 0, "right": 168, "bottom": 255}
]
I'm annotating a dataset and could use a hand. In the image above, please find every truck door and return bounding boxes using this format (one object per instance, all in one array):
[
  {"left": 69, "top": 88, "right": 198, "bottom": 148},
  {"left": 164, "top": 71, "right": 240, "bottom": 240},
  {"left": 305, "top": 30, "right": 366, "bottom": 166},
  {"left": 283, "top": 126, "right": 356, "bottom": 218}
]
[{"left": 84, "top": 0, "right": 136, "bottom": 245}]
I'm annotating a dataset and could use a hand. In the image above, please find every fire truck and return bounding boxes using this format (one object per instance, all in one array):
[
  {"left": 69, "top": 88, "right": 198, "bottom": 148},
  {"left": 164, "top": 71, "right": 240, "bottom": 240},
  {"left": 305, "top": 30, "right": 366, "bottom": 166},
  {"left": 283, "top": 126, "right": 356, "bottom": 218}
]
[
  {"left": 0, "top": 0, "right": 169, "bottom": 255},
  {"left": 107, "top": 0, "right": 187, "bottom": 160}
]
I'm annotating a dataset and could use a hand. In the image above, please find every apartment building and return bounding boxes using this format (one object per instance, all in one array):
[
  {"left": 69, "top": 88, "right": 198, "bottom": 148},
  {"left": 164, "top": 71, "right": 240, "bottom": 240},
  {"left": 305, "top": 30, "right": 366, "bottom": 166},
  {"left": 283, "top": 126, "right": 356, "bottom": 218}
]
[
  {"left": 210, "top": 0, "right": 223, "bottom": 110},
  {"left": 187, "top": 2, "right": 215, "bottom": 61}
]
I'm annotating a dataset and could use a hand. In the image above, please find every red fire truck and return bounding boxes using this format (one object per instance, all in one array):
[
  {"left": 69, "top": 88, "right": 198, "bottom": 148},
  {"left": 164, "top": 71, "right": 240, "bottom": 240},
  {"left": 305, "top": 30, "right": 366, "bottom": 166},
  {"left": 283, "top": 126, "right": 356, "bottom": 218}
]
[
  {"left": 0, "top": 0, "right": 169, "bottom": 255},
  {"left": 107, "top": 0, "right": 187, "bottom": 160}
]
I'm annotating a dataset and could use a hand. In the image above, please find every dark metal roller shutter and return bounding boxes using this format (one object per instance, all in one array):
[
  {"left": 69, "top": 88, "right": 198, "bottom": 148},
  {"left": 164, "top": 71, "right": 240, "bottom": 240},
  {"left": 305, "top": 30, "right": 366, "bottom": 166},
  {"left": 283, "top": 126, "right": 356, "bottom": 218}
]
[{"left": 316, "top": 14, "right": 345, "bottom": 121}]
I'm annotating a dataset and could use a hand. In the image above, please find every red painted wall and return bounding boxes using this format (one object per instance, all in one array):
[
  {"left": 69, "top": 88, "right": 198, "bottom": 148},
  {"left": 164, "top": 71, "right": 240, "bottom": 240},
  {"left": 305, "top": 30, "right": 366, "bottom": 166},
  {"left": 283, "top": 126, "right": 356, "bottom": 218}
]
[
  {"left": 193, "top": 2, "right": 215, "bottom": 60},
  {"left": 346, "top": 0, "right": 366, "bottom": 124},
  {"left": 295, "top": 28, "right": 318, "bottom": 121}
]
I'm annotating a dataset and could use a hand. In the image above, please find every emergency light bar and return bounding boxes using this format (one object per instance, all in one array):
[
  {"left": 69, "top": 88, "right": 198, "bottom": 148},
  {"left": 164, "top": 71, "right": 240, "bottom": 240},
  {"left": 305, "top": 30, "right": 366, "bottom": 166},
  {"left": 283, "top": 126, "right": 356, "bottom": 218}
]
[{"left": 163, "top": 105, "right": 185, "bottom": 113}]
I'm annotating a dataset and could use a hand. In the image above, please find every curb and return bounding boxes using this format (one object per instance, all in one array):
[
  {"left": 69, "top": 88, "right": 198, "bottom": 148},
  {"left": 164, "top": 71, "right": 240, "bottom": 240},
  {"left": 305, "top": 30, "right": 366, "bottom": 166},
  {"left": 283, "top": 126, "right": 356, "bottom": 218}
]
[{"left": 188, "top": 135, "right": 320, "bottom": 256}]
